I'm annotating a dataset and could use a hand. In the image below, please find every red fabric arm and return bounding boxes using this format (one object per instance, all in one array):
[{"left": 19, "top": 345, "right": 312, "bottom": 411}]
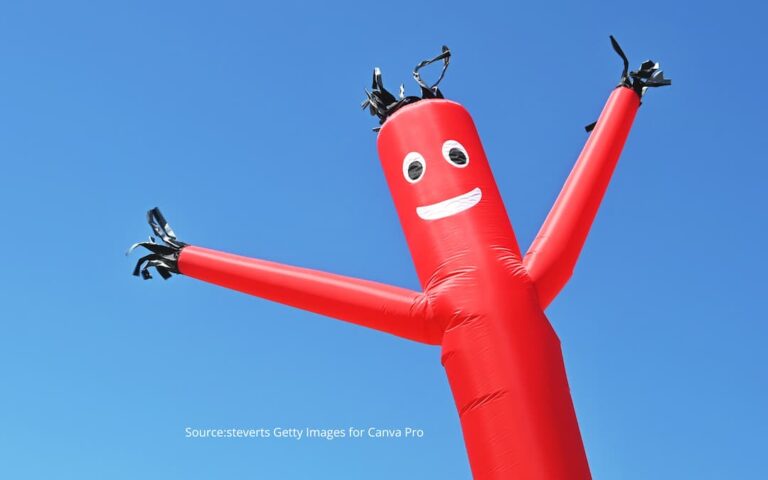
[
  {"left": 524, "top": 86, "right": 641, "bottom": 309},
  {"left": 177, "top": 246, "right": 440, "bottom": 344}
]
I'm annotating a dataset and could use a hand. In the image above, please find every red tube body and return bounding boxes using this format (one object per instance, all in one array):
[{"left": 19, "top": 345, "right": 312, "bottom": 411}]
[{"left": 377, "top": 100, "right": 592, "bottom": 478}]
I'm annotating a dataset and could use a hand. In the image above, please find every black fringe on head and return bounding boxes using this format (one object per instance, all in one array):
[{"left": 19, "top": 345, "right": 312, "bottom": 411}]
[{"left": 361, "top": 46, "right": 451, "bottom": 131}]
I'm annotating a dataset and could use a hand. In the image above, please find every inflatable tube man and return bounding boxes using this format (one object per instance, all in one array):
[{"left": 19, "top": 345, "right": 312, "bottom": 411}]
[{"left": 130, "top": 37, "right": 670, "bottom": 479}]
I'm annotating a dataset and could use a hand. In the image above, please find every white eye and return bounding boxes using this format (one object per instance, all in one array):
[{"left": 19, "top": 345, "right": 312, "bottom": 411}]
[
  {"left": 442, "top": 140, "right": 469, "bottom": 167},
  {"left": 403, "top": 152, "right": 426, "bottom": 183}
]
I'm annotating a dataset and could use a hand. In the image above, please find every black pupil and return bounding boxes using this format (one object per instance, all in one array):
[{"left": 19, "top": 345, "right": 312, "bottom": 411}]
[
  {"left": 449, "top": 148, "right": 467, "bottom": 165},
  {"left": 408, "top": 161, "right": 423, "bottom": 180}
]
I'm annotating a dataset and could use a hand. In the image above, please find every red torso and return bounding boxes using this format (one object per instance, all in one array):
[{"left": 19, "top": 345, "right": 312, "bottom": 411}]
[{"left": 377, "top": 100, "right": 591, "bottom": 478}]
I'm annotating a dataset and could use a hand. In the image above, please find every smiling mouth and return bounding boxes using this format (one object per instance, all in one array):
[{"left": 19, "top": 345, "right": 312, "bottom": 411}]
[{"left": 416, "top": 187, "right": 482, "bottom": 220}]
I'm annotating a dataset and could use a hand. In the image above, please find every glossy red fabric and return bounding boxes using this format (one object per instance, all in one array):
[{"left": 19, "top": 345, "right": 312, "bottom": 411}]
[
  {"left": 176, "top": 87, "right": 642, "bottom": 479},
  {"left": 525, "top": 87, "right": 641, "bottom": 309},
  {"left": 380, "top": 99, "right": 590, "bottom": 479},
  {"left": 179, "top": 246, "right": 441, "bottom": 344}
]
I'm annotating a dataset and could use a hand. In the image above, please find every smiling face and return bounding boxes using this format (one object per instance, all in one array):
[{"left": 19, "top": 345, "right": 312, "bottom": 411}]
[
  {"left": 377, "top": 99, "right": 522, "bottom": 286},
  {"left": 402, "top": 140, "right": 482, "bottom": 220}
]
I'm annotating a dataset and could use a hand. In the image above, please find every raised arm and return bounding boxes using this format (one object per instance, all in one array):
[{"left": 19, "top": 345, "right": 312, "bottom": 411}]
[
  {"left": 524, "top": 37, "right": 670, "bottom": 309},
  {"left": 130, "top": 208, "right": 440, "bottom": 345}
]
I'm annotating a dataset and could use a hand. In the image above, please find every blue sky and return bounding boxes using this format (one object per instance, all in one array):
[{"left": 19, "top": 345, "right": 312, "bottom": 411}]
[{"left": 1, "top": 1, "right": 766, "bottom": 478}]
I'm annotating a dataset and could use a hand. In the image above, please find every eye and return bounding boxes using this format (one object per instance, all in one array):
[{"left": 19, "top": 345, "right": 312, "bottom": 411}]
[
  {"left": 442, "top": 140, "right": 469, "bottom": 167},
  {"left": 402, "top": 152, "right": 426, "bottom": 183}
]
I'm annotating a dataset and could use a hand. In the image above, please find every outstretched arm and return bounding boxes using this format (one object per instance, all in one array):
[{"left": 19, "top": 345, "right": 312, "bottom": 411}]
[
  {"left": 524, "top": 37, "right": 670, "bottom": 309},
  {"left": 130, "top": 209, "right": 439, "bottom": 345}
]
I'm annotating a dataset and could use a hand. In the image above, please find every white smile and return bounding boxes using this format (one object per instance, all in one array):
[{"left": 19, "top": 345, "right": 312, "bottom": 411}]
[{"left": 416, "top": 187, "right": 482, "bottom": 220}]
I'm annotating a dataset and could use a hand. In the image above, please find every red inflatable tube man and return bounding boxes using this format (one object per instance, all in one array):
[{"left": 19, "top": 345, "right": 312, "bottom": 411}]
[{"left": 130, "top": 37, "right": 670, "bottom": 479}]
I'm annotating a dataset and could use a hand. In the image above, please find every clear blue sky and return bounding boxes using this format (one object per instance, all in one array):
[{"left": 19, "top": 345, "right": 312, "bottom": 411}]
[{"left": 1, "top": 1, "right": 765, "bottom": 478}]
